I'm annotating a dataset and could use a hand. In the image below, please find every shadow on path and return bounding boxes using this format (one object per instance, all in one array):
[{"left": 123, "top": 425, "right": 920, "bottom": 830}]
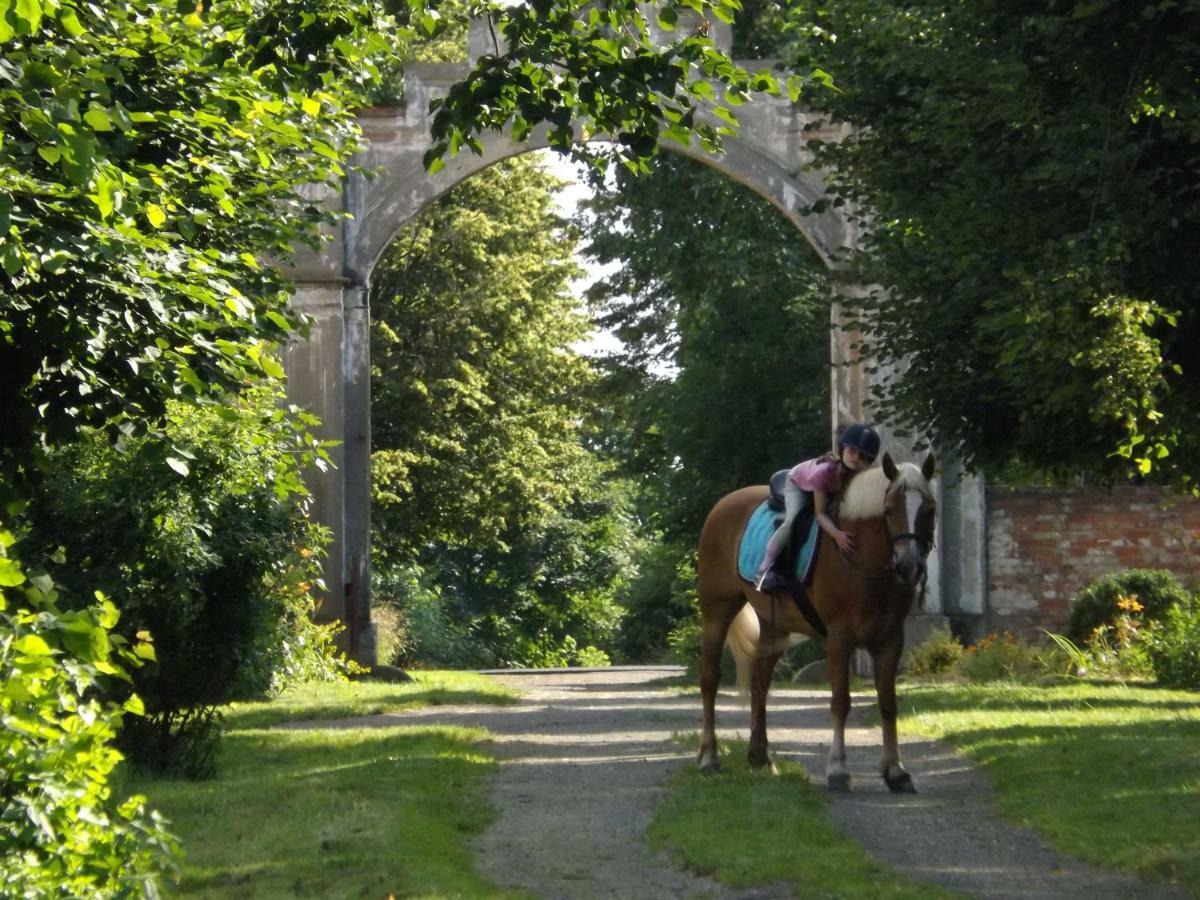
[{"left": 336, "top": 668, "right": 1184, "bottom": 900}]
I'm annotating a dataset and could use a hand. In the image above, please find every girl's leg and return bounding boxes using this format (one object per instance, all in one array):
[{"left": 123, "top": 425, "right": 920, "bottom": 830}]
[{"left": 758, "top": 481, "right": 806, "bottom": 575}]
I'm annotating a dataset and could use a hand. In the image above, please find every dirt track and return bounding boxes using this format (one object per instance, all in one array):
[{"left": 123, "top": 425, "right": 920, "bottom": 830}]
[{"left": 382, "top": 667, "right": 1182, "bottom": 899}]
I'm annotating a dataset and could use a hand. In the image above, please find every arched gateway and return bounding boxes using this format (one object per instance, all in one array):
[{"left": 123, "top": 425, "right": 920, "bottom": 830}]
[{"left": 282, "top": 26, "right": 987, "bottom": 663}]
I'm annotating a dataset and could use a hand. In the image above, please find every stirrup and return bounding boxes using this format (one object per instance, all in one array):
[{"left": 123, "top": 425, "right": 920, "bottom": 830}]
[{"left": 756, "top": 570, "right": 785, "bottom": 593}]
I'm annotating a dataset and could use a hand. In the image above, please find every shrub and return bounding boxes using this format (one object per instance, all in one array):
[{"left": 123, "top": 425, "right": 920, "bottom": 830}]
[
  {"left": 1146, "top": 604, "right": 1200, "bottom": 689},
  {"left": 575, "top": 645, "right": 612, "bottom": 667},
  {"left": 906, "top": 628, "right": 964, "bottom": 678},
  {"left": 666, "top": 598, "right": 702, "bottom": 676},
  {"left": 1045, "top": 588, "right": 1159, "bottom": 681},
  {"left": 23, "top": 391, "right": 349, "bottom": 776},
  {"left": 1068, "top": 569, "right": 1193, "bottom": 643},
  {"left": 959, "top": 631, "right": 1067, "bottom": 683},
  {"left": 373, "top": 563, "right": 478, "bottom": 669},
  {"left": 616, "top": 541, "right": 697, "bottom": 662},
  {"left": 1, "top": 528, "right": 179, "bottom": 897},
  {"left": 371, "top": 598, "right": 413, "bottom": 668}
]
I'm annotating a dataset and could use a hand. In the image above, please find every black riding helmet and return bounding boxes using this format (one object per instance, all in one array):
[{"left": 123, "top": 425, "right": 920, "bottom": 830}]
[{"left": 838, "top": 423, "right": 881, "bottom": 462}]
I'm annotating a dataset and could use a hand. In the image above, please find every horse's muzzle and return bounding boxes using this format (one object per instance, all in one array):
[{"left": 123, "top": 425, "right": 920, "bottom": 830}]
[{"left": 895, "top": 554, "right": 926, "bottom": 586}]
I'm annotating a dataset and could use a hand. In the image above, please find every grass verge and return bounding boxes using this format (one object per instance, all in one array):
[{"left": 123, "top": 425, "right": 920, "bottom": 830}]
[
  {"left": 222, "top": 669, "right": 518, "bottom": 730},
  {"left": 130, "top": 672, "right": 523, "bottom": 898},
  {"left": 649, "top": 737, "right": 955, "bottom": 899},
  {"left": 898, "top": 681, "right": 1200, "bottom": 892}
]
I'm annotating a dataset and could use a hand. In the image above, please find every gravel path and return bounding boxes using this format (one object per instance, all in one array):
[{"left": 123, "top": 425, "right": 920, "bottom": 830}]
[{"left": 380, "top": 667, "right": 1184, "bottom": 899}]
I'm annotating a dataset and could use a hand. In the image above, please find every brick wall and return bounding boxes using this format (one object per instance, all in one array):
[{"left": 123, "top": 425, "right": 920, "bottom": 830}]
[{"left": 985, "top": 486, "right": 1200, "bottom": 637}]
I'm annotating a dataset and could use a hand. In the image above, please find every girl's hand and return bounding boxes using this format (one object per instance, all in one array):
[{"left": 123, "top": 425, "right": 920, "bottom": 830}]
[{"left": 834, "top": 529, "right": 855, "bottom": 554}]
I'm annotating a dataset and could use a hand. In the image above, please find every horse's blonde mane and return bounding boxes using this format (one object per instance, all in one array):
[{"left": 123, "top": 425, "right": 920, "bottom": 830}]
[{"left": 839, "top": 462, "right": 932, "bottom": 522}]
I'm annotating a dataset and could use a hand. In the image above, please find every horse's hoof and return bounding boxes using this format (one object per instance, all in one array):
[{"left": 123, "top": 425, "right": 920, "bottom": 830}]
[
  {"left": 748, "top": 753, "right": 771, "bottom": 770},
  {"left": 699, "top": 761, "right": 721, "bottom": 776},
  {"left": 884, "top": 771, "right": 917, "bottom": 794},
  {"left": 827, "top": 772, "right": 851, "bottom": 791}
]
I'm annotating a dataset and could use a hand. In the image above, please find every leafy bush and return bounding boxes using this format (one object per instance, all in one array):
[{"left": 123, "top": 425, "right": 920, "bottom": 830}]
[
  {"left": 1, "top": 528, "right": 179, "bottom": 897},
  {"left": 575, "top": 645, "right": 612, "bottom": 667},
  {"left": 373, "top": 563, "right": 478, "bottom": 669},
  {"left": 23, "top": 391, "right": 348, "bottom": 776},
  {"left": 906, "top": 628, "right": 964, "bottom": 677},
  {"left": 1051, "top": 593, "right": 1157, "bottom": 681},
  {"left": 959, "top": 632, "right": 1067, "bottom": 683},
  {"left": 620, "top": 542, "right": 697, "bottom": 663},
  {"left": 1146, "top": 605, "right": 1200, "bottom": 689},
  {"left": 371, "top": 598, "right": 413, "bottom": 668},
  {"left": 1068, "top": 569, "right": 1193, "bottom": 643},
  {"left": 666, "top": 598, "right": 702, "bottom": 676}
]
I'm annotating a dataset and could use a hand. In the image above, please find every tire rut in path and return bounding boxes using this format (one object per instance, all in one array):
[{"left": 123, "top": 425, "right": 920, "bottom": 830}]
[{"left": 388, "top": 668, "right": 1183, "bottom": 900}]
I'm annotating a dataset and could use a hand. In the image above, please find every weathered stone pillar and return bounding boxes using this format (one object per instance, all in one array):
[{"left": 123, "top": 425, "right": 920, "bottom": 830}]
[
  {"left": 282, "top": 280, "right": 348, "bottom": 635},
  {"left": 937, "top": 455, "right": 988, "bottom": 640},
  {"left": 341, "top": 280, "right": 376, "bottom": 665},
  {"left": 282, "top": 178, "right": 377, "bottom": 665}
]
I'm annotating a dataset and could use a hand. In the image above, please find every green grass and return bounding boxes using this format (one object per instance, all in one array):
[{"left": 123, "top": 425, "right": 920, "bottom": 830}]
[
  {"left": 222, "top": 670, "right": 518, "bottom": 731},
  {"left": 130, "top": 673, "right": 523, "bottom": 898},
  {"left": 897, "top": 681, "right": 1200, "bottom": 892},
  {"left": 649, "top": 738, "right": 956, "bottom": 899}
]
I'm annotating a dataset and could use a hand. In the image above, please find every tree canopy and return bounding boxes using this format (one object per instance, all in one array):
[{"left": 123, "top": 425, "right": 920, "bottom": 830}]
[
  {"left": 412, "top": 0, "right": 823, "bottom": 173},
  {"left": 577, "top": 153, "right": 831, "bottom": 655},
  {"left": 0, "top": 0, "right": 390, "bottom": 501},
  {"left": 581, "top": 153, "right": 832, "bottom": 534},
  {"left": 782, "top": 0, "right": 1200, "bottom": 485},
  {"left": 370, "top": 156, "right": 632, "bottom": 667}
]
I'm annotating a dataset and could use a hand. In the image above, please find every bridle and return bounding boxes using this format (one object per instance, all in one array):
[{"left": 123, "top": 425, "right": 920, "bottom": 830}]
[
  {"left": 883, "top": 483, "right": 936, "bottom": 555},
  {"left": 841, "top": 483, "right": 935, "bottom": 582}
]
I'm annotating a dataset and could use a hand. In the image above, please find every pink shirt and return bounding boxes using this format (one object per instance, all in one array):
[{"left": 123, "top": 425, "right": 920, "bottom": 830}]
[{"left": 788, "top": 457, "right": 843, "bottom": 494}]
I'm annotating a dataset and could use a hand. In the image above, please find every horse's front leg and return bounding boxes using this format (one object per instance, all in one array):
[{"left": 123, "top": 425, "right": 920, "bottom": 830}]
[
  {"left": 826, "top": 630, "right": 853, "bottom": 790},
  {"left": 747, "top": 635, "right": 782, "bottom": 770},
  {"left": 825, "top": 633, "right": 854, "bottom": 787},
  {"left": 873, "top": 637, "right": 916, "bottom": 794}
]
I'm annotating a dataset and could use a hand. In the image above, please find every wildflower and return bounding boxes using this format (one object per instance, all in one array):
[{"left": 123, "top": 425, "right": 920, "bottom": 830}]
[{"left": 1116, "top": 594, "right": 1144, "bottom": 614}]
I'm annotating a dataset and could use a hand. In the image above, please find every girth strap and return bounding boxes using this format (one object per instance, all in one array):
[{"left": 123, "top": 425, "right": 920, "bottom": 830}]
[{"left": 790, "top": 583, "right": 827, "bottom": 637}]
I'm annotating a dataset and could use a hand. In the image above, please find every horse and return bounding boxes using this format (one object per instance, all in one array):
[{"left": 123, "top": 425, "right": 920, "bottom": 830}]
[{"left": 695, "top": 452, "right": 937, "bottom": 792}]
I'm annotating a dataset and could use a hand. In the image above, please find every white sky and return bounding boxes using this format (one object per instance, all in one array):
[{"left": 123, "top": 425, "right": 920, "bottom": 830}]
[{"left": 534, "top": 149, "right": 625, "bottom": 358}]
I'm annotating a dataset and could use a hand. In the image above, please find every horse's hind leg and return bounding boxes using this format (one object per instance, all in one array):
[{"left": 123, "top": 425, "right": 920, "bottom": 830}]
[
  {"left": 873, "top": 637, "right": 917, "bottom": 794},
  {"left": 697, "top": 596, "right": 742, "bottom": 774},
  {"left": 748, "top": 637, "right": 782, "bottom": 770}
]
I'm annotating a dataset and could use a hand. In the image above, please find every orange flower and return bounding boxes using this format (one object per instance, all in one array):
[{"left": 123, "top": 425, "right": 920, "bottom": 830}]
[{"left": 1116, "top": 594, "right": 1144, "bottom": 614}]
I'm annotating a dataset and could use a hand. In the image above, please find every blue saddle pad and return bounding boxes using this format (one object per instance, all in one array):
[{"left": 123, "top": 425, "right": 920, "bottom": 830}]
[{"left": 737, "top": 500, "right": 820, "bottom": 585}]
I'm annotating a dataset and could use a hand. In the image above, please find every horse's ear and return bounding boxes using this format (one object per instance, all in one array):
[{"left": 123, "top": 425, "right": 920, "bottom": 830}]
[
  {"left": 882, "top": 452, "right": 899, "bottom": 480},
  {"left": 921, "top": 453, "right": 936, "bottom": 481}
]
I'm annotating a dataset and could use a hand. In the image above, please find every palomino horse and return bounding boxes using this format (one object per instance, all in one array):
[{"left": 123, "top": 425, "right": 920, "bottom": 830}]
[{"left": 696, "top": 453, "right": 937, "bottom": 792}]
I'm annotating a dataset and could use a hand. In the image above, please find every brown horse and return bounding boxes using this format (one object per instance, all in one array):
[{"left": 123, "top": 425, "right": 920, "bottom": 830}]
[{"left": 696, "top": 452, "right": 937, "bottom": 792}]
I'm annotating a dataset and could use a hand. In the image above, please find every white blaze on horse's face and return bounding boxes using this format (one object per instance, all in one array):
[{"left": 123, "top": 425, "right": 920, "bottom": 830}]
[{"left": 888, "top": 485, "right": 933, "bottom": 586}]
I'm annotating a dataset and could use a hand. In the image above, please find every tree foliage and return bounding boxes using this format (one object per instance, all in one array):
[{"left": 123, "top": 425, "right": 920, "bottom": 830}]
[
  {"left": 0, "top": 530, "right": 179, "bottom": 897},
  {"left": 370, "top": 157, "right": 632, "bottom": 666},
  {"left": 578, "top": 154, "right": 832, "bottom": 656},
  {"left": 784, "top": 0, "right": 1200, "bottom": 484},
  {"left": 581, "top": 154, "right": 832, "bottom": 536},
  {"left": 22, "top": 391, "right": 347, "bottom": 776},
  {"left": 0, "top": 0, "right": 389, "bottom": 500},
  {"left": 412, "top": 0, "right": 823, "bottom": 174}
]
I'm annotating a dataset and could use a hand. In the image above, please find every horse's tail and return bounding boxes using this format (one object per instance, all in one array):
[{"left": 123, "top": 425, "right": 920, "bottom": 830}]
[
  {"left": 727, "top": 603, "right": 760, "bottom": 698},
  {"left": 727, "top": 601, "right": 813, "bottom": 698}
]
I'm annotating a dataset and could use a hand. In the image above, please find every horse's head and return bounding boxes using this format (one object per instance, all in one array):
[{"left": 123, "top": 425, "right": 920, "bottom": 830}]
[{"left": 880, "top": 452, "right": 937, "bottom": 587}]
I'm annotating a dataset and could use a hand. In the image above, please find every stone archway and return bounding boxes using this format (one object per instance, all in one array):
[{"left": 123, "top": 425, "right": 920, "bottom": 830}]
[{"left": 282, "top": 35, "right": 985, "bottom": 662}]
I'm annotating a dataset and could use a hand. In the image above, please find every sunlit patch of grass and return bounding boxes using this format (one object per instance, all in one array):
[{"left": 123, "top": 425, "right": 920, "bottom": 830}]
[
  {"left": 898, "top": 682, "right": 1200, "bottom": 892},
  {"left": 130, "top": 674, "right": 525, "bottom": 898},
  {"left": 223, "top": 670, "right": 517, "bottom": 730},
  {"left": 650, "top": 736, "right": 954, "bottom": 899}
]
